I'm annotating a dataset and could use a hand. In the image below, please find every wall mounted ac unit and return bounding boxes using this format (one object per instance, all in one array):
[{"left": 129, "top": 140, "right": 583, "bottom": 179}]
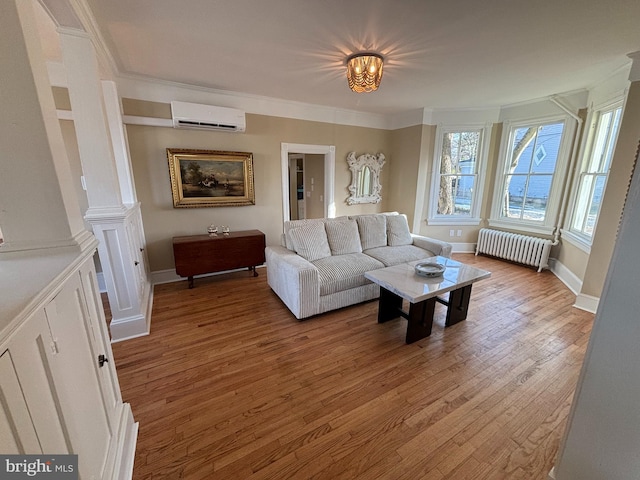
[{"left": 170, "top": 101, "right": 246, "bottom": 132}]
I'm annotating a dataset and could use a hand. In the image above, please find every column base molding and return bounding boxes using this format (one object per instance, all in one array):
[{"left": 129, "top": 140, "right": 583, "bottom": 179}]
[{"left": 110, "top": 286, "right": 153, "bottom": 342}]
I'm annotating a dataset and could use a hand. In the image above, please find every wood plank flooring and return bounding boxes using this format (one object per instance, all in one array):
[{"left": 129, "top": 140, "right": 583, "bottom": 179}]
[{"left": 110, "top": 254, "right": 594, "bottom": 479}]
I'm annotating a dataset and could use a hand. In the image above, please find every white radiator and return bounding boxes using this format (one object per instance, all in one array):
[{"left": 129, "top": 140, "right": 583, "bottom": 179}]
[{"left": 475, "top": 228, "right": 552, "bottom": 272}]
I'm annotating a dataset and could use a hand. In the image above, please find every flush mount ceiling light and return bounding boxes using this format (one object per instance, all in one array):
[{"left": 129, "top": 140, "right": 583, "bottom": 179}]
[{"left": 346, "top": 53, "right": 384, "bottom": 93}]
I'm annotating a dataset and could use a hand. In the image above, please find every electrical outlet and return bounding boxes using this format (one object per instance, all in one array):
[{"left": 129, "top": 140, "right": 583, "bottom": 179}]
[
  {"left": 449, "top": 229, "right": 455, "bottom": 237},
  {"left": 457, "top": 230, "right": 462, "bottom": 237}
]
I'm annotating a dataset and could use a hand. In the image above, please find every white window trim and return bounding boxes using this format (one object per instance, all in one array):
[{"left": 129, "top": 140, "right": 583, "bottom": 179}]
[
  {"left": 427, "top": 123, "right": 491, "bottom": 226},
  {"left": 565, "top": 96, "right": 624, "bottom": 245},
  {"left": 560, "top": 228, "right": 592, "bottom": 254},
  {"left": 489, "top": 114, "right": 577, "bottom": 236}
]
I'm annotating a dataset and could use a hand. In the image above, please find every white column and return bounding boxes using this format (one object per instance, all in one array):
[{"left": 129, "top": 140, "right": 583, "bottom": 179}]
[
  {"left": 102, "top": 80, "right": 138, "bottom": 205},
  {"left": 0, "top": 0, "right": 89, "bottom": 253},
  {"left": 58, "top": 26, "right": 151, "bottom": 341},
  {"left": 59, "top": 28, "right": 122, "bottom": 209}
]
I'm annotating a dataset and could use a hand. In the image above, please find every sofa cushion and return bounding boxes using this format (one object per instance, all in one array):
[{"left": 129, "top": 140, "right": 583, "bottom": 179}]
[
  {"left": 355, "top": 214, "right": 387, "bottom": 250},
  {"left": 312, "top": 253, "right": 385, "bottom": 296},
  {"left": 324, "top": 219, "right": 362, "bottom": 255},
  {"left": 288, "top": 222, "right": 331, "bottom": 262},
  {"left": 387, "top": 214, "right": 413, "bottom": 246},
  {"left": 283, "top": 217, "right": 348, "bottom": 250},
  {"left": 364, "top": 244, "right": 435, "bottom": 267}
]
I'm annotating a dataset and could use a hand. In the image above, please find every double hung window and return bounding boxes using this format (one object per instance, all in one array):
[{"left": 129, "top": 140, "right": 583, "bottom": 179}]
[
  {"left": 490, "top": 116, "right": 575, "bottom": 234},
  {"left": 429, "top": 125, "right": 490, "bottom": 225},
  {"left": 570, "top": 104, "right": 622, "bottom": 242}
]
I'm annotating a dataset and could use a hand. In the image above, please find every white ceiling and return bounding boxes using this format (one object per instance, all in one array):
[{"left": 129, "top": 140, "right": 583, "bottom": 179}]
[{"left": 56, "top": 0, "right": 640, "bottom": 114}]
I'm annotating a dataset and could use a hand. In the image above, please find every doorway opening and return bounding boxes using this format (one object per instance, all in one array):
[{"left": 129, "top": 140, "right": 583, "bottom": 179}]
[{"left": 280, "top": 143, "right": 335, "bottom": 223}]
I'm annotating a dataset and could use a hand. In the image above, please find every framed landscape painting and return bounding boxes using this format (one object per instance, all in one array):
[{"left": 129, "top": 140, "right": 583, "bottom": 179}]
[{"left": 167, "top": 148, "right": 255, "bottom": 208}]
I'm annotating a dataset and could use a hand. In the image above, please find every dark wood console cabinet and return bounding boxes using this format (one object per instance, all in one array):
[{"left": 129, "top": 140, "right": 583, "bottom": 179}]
[{"left": 172, "top": 229, "right": 266, "bottom": 288}]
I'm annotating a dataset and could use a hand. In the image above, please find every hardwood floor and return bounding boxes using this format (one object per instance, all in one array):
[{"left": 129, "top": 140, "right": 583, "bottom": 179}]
[{"left": 110, "top": 254, "right": 594, "bottom": 479}]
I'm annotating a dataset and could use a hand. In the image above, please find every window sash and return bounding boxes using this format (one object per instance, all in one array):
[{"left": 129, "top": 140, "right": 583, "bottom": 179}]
[
  {"left": 437, "top": 173, "right": 477, "bottom": 216},
  {"left": 498, "top": 121, "right": 565, "bottom": 224},
  {"left": 569, "top": 104, "right": 622, "bottom": 240},
  {"left": 430, "top": 126, "right": 489, "bottom": 223},
  {"left": 489, "top": 114, "right": 575, "bottom": 235}
]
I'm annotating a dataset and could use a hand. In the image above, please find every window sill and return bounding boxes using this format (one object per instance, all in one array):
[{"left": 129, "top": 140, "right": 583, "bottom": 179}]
[
  {"left": 488, "top": 219, "right": 555, "bottom": 236},
  {"left": 560, "top": 229, "right": 592, "bottom": 254},
  {"left": 427, "top": 217, "right": 481, "bottom": 226}
]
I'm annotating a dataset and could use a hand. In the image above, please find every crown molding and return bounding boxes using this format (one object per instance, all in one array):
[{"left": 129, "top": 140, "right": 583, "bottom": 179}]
[{"left": 627, "top": 51, "right": 640, "bottom": 82}]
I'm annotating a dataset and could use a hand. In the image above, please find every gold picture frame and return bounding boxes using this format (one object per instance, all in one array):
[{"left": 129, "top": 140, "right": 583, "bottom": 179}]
[{"left": 167, "top": 148, "right": 255, "bottom": 208}]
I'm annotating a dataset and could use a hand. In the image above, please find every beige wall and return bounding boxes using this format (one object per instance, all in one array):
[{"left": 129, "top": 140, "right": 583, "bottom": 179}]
[
  {"left": 126, "top": 111, "right": 392, "bottom": 272},
  {"left": 414, "top": 124, "right": 437, "bottom": 234},
  {"left": 304, "top": 154, "right": 325, "bottom": 219},
  {"left": 581, "top": 80, "right": 640, "bottom": 297},
  {"left": 52, "top": 86, "right": 71, "bottom": 110},
  {"left": 387, "top": 125, "right": 423, "bottom": 227},
  {"left": 555, "top": 239, "right": 589, "bottom": 279}
]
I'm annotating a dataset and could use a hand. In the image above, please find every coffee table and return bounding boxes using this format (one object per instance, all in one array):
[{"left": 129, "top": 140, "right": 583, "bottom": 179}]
[{"left": 364, "top": 256, "right": 491, "bottom": 343}]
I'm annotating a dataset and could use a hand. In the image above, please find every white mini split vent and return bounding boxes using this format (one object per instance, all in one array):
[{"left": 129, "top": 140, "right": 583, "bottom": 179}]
[{"left": 170, "top": 101, "right": 246, "bottom": 132}]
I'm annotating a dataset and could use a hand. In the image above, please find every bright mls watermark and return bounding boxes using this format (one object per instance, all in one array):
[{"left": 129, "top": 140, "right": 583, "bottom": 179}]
[{"left": 0, "top": 455, "right": 77, "bottom": 479}]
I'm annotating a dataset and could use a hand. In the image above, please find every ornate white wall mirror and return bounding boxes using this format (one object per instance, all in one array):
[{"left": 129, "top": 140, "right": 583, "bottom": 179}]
[{"left": 346, "top": 151, "right": 385, "bottom": 205}]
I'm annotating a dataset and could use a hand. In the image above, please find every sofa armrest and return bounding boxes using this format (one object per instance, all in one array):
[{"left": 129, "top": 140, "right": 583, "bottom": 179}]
[
  {"left": 411, "top": 234, "right": 453, "bottom": 258},
  {"left": 265, "top": 246, "right": 320, "bottom": 319}
]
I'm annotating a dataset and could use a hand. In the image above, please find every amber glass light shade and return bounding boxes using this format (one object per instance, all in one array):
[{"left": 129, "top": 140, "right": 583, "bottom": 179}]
[{"left": 346, "top": 53, "right": 384, "bottom": 93}]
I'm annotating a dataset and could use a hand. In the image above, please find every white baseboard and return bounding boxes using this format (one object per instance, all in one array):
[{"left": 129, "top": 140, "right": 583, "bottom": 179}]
[
  {"left": 151, "top": 264, "right": 267, "bottom": 286},
  {"left": 548, "top": 258, "right": 599, "bottom": 313},
  {"left": 574, "top": 293, "right": 599, "bottom": 313},
  {"left": 548, "top": 258, "right": 582, "bottom": 295},
  {"left": 110, "top": 314, "right": 150, "bottom": 342},
  {"left": 151, "top": 268, "right": 185, "bottom": 285},
  {"left": 451, "top": 242, "right": 476, "bottom": 253}
]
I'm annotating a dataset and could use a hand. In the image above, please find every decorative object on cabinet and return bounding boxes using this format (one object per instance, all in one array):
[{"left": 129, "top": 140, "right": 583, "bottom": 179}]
[
  {"left": 207, "top": 224, "right": 218, "bottom": 236},
  {"left": 167, "top": 148, "right": 255, "bottom": 208},
  {"left": 346, "top": 151, "right": 385, "bottom": 205}
]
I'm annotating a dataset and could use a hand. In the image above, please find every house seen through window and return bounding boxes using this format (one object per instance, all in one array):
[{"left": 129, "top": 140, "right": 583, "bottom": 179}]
[{"left": 499, "top": 121, "right": 565, "bottom": 223}]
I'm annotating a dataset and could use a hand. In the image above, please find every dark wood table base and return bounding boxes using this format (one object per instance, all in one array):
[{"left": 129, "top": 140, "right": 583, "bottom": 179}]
[
  {"left": 377, "top": 284, "right": 474, "bottom": 344},
  {"left": 186, "top": 265, "right": 258, "bottom": 289}
]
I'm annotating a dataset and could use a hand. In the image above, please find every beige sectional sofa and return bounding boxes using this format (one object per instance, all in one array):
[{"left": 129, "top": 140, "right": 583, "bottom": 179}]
[{"left": 266, "top": 212, "right": 452, "bottom": 319}]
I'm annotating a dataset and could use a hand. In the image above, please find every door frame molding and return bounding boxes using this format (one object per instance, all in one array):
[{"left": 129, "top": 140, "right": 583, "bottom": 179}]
[{"left": 280, "top": 143, "right": 335, "bottom": 223}]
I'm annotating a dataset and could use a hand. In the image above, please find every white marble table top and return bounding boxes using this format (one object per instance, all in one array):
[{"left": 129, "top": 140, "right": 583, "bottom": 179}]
[{"left": 364, "top": 256, "right": 491, "bottom": 303}]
